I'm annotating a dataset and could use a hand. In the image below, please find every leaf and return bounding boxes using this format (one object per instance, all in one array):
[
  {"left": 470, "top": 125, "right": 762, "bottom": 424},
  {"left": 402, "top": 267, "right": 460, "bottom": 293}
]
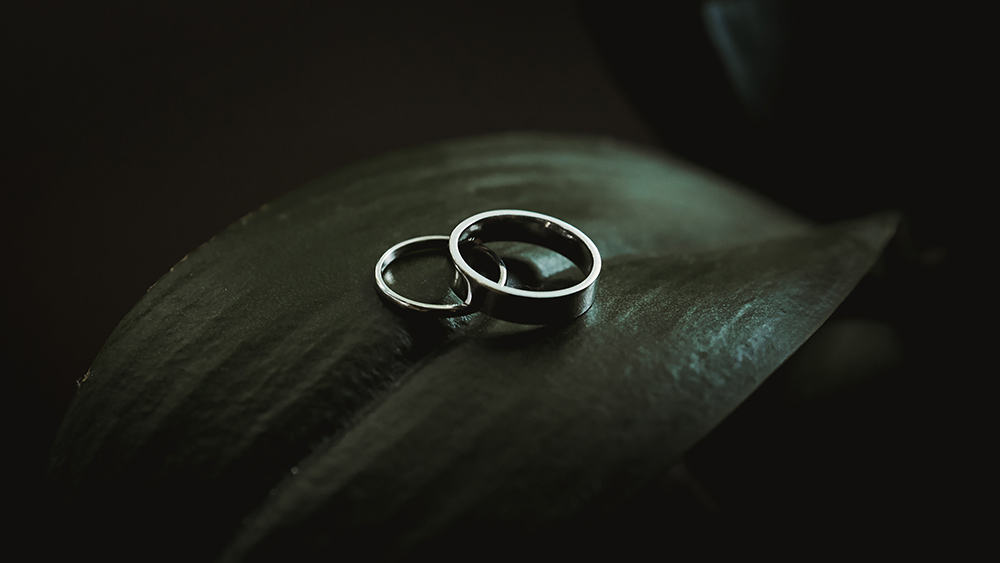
[{"left": 48, "top": 133, "right": 896, "bottom": 561}]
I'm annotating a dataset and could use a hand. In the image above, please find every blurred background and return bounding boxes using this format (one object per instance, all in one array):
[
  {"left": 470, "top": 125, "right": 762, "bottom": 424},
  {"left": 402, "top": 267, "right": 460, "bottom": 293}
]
[{"left": 2, "top": 1, "right": 984, "bottom": 554}]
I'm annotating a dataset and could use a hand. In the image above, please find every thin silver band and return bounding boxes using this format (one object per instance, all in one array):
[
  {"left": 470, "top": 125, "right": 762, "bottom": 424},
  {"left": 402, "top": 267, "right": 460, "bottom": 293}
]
[
  {"left": 375, "top": 235, "right": 507, "bottom": 317},
  {"left": 448, "top": 210, "right": 601, "bottom": 324}
]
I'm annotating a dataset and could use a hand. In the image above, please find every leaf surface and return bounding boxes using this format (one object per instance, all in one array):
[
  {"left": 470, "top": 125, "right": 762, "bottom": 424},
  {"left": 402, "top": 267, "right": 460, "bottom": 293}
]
[{"left": 48, "top": 134, "right": 896, "bottom": 561}]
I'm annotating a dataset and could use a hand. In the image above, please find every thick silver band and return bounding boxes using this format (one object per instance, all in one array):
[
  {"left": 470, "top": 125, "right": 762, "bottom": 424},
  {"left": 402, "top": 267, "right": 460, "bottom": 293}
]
[
  {"left": 448, "top": 210, "right": 601, "bottom": 324},
  {"left": 374, "top": 235, "right": 507, "bottom": 317}
]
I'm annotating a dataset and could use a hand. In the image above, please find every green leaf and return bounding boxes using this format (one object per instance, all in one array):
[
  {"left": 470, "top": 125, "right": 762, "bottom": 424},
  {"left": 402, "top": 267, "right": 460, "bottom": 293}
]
[{"left": 48, "top": 133, "right": 896, "bottom": 561}]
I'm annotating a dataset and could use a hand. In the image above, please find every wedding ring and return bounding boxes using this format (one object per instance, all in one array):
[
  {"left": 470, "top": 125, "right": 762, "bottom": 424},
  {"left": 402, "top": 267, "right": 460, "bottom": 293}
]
[
  {"left": 448, "top": 210, "right": 601, "bottom": 324},
  {"left": 374, "top": 235, "right": 507, "bottom": 317}
]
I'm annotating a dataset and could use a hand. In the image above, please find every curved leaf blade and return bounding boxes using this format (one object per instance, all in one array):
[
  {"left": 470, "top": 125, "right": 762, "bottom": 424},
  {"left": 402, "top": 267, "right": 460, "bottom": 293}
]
[{"left": 48, "top": 134, "right": 896, "bottom": 561}]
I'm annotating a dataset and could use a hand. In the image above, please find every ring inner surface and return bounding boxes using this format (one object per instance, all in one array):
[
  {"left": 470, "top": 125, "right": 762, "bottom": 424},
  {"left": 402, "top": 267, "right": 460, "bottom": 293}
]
[{"left": 459, "top": 216, "right": 594, "bottom": 274}]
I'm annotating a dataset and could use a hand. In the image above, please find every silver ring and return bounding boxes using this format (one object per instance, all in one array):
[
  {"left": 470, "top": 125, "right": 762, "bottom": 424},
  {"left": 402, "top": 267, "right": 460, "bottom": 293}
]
[
  {"left": 375, "top": 235, "right": 507, "bottom": 317},
  {"left": 448, "top": 210, "right": 601, "bottom": 324}
]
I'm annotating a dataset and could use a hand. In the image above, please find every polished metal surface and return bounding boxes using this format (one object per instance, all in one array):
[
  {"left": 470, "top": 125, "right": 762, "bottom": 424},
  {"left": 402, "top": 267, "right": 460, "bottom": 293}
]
[
  {"left": 375, "top": 235, "right": 507, "bottom": 317},
  {"left": 449, "top": 210, "right": 601, "bottom": 324}
]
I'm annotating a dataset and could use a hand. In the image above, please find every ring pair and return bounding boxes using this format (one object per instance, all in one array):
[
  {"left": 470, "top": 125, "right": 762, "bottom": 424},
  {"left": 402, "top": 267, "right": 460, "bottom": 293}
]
[{"left": 374, "top": 210, "right": 601, "bottom": 325}]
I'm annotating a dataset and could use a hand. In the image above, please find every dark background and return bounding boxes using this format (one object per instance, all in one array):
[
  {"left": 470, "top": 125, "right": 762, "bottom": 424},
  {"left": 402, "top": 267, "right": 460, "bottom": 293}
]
[{"left": 2, "top": 1, "right": 985, "bottom": 555}]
